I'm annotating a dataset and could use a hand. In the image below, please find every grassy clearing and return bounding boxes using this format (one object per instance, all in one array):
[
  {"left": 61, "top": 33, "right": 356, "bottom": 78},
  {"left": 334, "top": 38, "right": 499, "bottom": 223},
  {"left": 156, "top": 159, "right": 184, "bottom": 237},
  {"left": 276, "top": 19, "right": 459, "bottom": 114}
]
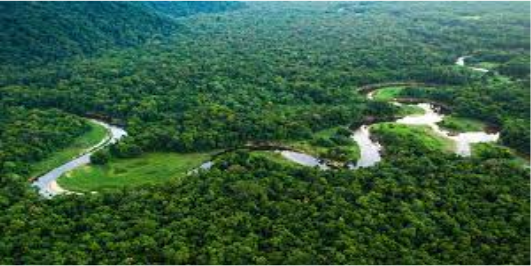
[
  {"left": 372, "top": 123, "right": 454, "bottom": 153},
  {"left": 30, "top": 120, "right": 108, "bottom": 177},
  {"left": 461, "top": 15, "right": 481, "bottom": 20},
  {"left": 438, "top": 115, "right": 486, "bottom": 133},
  {"left": 372, "top": 87, "right": 425, "bottom": 116},
  {"left": 398, "top": 104, "right": 425, "bottom": 116},
  {"left": 372, "top": 86, "right": 405, "bottom": 101},
  {"left": 472, "top": 62, "right": 499, "bottom": 70},
  {"left": 287, "top": 126, "right": 359, "bottom": 164},
  {"left": 58, "top": 152, "right": 211, "bottom": 192}
]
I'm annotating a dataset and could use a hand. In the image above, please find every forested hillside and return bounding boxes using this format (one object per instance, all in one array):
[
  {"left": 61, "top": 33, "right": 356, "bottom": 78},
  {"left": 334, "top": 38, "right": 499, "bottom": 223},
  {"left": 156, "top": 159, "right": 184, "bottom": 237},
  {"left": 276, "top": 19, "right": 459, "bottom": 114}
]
[
  {"left": 139, "top": 1, "right": 244, "bottom": 18},
  {"left": 0, "top": 1, "right": 244, "bottom": 66},
  {"left": 0, "top": 107, "right": 89, "bottom": 204},
  {"left": 2, "top": 151, "right": 529, "bottom": 264},
  {"left": 0, "top": 2, "right": 529, "bottom": 264},
  {"left": 1, "top": 2, "right": 528, "bottom": 156}
]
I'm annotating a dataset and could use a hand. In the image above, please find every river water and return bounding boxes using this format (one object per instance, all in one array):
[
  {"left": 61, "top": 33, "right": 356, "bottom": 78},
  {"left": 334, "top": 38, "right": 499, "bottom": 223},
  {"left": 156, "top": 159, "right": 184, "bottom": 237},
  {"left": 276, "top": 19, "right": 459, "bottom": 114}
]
[
  {"left": 280, "top": 55, "right": 498, "bottom": 168},
  {"left": 32, "top": 120, "right": 127, "bottom": 197},
  {"left": 32, "top": 56, "right": 498, "bottom": 193},
  {"left": 279, "top": 150, "right": 330, "bottom": 170},
  {"left": 350, "top": 125, "right": 382, "bottom": 168},
  {"left": 343, "top": 101, "right": 499, "bottom": 170},
  {"left": 340, "top": 55, "right": 498, "bottom": 168},
  {"left": 455, "top": 55, "right": 489, "bottom": 73},
  {"left": 395, "top": 103, "right": 499, "bottom": 156}
]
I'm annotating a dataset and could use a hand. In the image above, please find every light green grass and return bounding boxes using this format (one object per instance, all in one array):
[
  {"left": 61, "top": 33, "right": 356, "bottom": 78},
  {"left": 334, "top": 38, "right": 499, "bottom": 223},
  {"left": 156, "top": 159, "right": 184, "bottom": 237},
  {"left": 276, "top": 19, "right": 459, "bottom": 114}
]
[
  {"left": 30, "top": 120, "right": 108, "bottom": 177},
  {"left": 472, "top": 62, "right": 498, "bottom": 70},
  {"left": 287, "top": 126, "right": 359, "bottom": 163},
  {"left": 372, "top": 123, "right": 454, "bottom": 153},
  {"left": 398, "top": 105, "right": 425, "bottom": 116},
  {"left": 461, "top": 15, "right": 481, "bottom": 20},
  {"left": 372, "top": 86, "right": 406, "bottom": 101},
  {"left": 58, "top": 152, "right": 211, "bottom": 192},
  {"left": 438, "top": 115, "right": 486, "bottom": 133},
  {"left": 372, "top": 87, "right": 427, "bottom": 116}
]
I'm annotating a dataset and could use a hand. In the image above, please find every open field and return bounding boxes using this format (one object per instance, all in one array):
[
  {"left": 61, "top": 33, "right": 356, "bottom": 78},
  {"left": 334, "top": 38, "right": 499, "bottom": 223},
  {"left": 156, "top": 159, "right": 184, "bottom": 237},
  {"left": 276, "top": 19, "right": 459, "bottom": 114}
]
[
  {"left": 58, "top": 152, "right": 211, "bottom": 192},
  {"left": 398, "top": 105, "right": 426, "bottom": 116},
  {"left": 372, "top": 86, "right": 406, "bottom": 101}
]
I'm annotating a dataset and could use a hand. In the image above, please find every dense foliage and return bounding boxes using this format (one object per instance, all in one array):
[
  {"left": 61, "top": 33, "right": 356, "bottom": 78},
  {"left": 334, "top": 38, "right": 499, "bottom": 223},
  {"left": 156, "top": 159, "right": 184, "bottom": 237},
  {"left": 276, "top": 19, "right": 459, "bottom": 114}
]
[
  {"left": 0, "top": 2, "right": 529, "bottom": 264},
  {"left": 0, "top": 1, "right": 244, "bottom": 66},
  {"left": 0, "top": 150, "right": 528, "bottom": 264},
  {"left": 139, "top": 1, "right": 244, "bottom": 18},
  {"left": 0, "top": 107, "right": 88, "bottom": 177},
  {"left": 3, "top": 2, "right": 528, "bottom": 156},
  {"left": 0, "top": 107, "right": 88, "bottom": 206}
]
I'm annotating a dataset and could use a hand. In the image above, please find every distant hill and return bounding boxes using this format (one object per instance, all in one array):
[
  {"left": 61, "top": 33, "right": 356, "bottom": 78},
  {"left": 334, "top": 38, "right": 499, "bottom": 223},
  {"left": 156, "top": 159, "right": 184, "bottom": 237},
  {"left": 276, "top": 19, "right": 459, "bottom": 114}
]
[
  {"left": 0, "top": 2, "right": 244, "bottom": 66},
  {"left": 139, "top": 1, "right": 245, "bottom": 18}
]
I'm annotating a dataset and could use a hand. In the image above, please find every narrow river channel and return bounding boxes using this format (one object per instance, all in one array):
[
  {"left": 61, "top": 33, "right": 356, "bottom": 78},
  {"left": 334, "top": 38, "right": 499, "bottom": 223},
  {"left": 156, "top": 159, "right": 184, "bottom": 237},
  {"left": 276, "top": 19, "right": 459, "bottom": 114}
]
[
  {"left": 32, "top": 120, "right": 127, "bottom": 197},
  {"left": 455, "top": 55, "right": 489, "bottom": 73}
]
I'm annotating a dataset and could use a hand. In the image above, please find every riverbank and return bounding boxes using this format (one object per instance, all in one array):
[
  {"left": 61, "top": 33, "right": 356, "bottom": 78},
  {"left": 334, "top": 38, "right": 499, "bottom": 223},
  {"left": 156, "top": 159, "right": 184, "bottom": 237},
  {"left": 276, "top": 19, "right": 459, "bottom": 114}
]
[
  {"left": 32, "top": 119, "right": 127, "bottom": 197},
  {"left": 29, "top": 120, "right": 108, "bottom": 181},
  {"left": 357, "top": 76, "right": 501, "bottom": 160}
]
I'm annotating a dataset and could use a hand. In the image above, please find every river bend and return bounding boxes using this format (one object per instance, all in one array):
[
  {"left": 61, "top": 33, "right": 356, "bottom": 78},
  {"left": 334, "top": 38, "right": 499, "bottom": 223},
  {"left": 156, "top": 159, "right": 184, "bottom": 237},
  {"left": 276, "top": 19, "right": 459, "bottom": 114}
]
[{"left": 32, "top": 120, "right": 127, "bottom": 197}]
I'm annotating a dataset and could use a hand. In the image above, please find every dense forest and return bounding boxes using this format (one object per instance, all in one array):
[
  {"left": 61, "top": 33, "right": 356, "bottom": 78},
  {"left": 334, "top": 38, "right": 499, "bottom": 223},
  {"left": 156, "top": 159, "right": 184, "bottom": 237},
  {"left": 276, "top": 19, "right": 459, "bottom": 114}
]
[
  {"left": 0, "top": 1, "right": 244, "bottom": 66},
  {"left": 0, "top": 107, "right": 88, "bottom": 203},
  {"left": 2, "top": 150, "right": 529, "bottom": 264},
  {"left": 0, "top": 2, "right": 529, "bottom": 264}
]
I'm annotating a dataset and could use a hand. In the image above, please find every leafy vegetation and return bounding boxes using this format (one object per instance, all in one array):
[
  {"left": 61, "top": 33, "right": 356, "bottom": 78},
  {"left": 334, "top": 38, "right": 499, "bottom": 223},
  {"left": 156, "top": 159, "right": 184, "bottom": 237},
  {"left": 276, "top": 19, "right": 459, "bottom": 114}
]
[
  {"left": 1, "top": 151, "right": 529, "bottom": 264},
  {"left": 472, "top": 143, "right": 529, "bottom": 168},
  {"left": 0, "top": 107, "right": 89, "bottom": 178},
  {"left": 0, "top": 2, "right": 529, "bottom": 264},
  {"left": 0, "top": 2, "right": 245, "bottom": 67}
]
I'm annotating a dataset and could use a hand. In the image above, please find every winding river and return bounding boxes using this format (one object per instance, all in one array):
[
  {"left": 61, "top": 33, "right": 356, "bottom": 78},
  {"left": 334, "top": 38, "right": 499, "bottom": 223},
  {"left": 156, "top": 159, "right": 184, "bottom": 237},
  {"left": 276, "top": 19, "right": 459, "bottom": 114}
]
[
  {"left": 32, "top": 55, "right": 500, "bottom": 197},
  {"left": 343, "top": 55, "right": 498, "bottom": 168},
  {"left": 456, "top": 55, "right": 489, "bottom": 73},
  {"left": 395, "top": 103, "right": 499, "bottom": 156},
  {"left": 32, "top": 120, "right": 127, "bottom": 197},
  {"left": 279, "top": 55, "right": 498, "bottom": 168}
]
